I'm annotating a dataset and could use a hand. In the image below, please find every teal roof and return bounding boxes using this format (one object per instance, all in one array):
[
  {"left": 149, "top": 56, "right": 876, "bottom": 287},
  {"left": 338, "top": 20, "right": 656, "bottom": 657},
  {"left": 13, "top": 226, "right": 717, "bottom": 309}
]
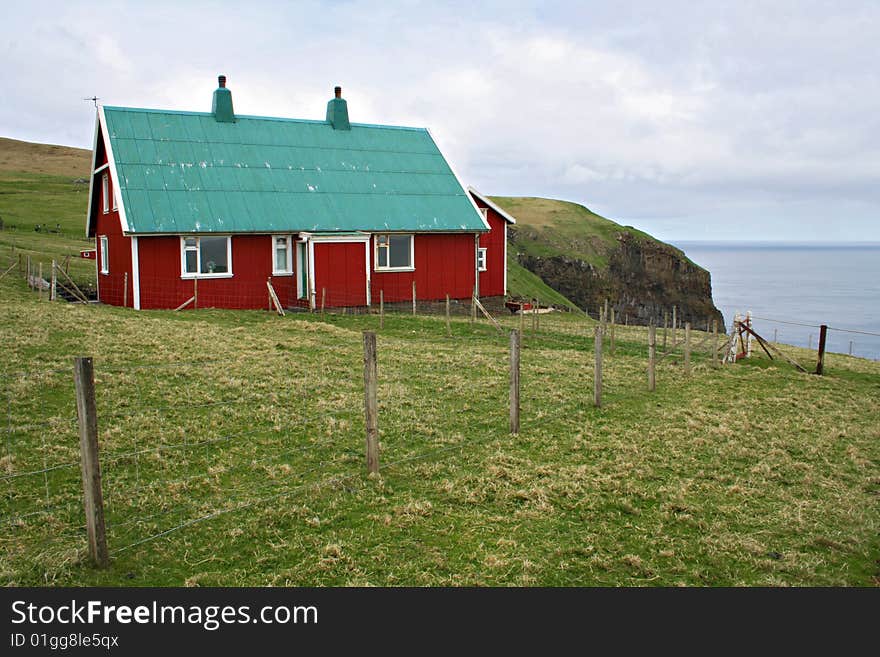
[{"left": 101, "top": 106, "right": 487, "bottom": 234}]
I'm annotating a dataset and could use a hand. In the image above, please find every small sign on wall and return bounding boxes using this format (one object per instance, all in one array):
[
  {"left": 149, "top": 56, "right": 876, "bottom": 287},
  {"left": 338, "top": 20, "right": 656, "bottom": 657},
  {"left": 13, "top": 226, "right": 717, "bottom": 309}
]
[{"left": 80, "top": 249, "right": 96, "bottom": 259}]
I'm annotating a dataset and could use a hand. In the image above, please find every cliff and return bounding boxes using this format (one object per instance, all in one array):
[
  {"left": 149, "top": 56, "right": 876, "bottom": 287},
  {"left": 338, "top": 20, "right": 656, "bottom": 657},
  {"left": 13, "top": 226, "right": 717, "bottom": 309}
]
[{"left": 494, "top": 196, "right": 724, "bottom": 328}]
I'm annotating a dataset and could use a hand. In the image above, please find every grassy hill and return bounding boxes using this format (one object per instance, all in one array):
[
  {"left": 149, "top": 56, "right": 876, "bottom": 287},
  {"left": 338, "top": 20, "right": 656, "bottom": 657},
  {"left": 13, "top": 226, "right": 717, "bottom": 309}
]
[
  {"left": 0, "top": 138, "right": 95, "bottom": 282},
  {"left": 493, "top": 196, "right": 658, "bottom": 270},
  {"left": 1, "top": 273, "right": 878, "bottom": 586},
  {"left": 0, "top": 137, "right": 877, "bottom": 586},
  {"left": 492, "top": 196, "right": 722, "bottom": 326}
]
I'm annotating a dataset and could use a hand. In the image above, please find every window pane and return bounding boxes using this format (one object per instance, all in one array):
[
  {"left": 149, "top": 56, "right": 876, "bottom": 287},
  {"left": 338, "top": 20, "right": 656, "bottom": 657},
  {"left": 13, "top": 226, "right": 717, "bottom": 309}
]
[
  {"left": 389, "top": 235, "right": 411, "bottom": 268},
  {"left": 275, "top": 246, "right": 288, "bottom": 271},
  {"left": 185, "top": 250, "right": 198, "bottom": 273},
  {"left": 377, "top": 246, "right": 388, "bottom": 268},
  {"left": 200, "top": 236, "right": 228, "bottom": 273},
  {"left": 184, "top": 238, "right": 197, "bottom": 249}
]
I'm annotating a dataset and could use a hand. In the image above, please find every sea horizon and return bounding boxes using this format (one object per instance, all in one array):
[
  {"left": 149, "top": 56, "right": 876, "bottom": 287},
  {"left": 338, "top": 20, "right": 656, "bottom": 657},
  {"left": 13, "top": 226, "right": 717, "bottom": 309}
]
[{"left": 671, "top": 241, "right": 880, "bottom": 361}]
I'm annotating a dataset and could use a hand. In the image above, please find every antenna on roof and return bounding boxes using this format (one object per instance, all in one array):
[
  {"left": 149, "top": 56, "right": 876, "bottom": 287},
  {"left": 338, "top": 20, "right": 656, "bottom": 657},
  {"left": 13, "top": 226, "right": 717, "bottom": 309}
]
[{"left": 83, "top": 96, "right": 100, "bottom": 108}]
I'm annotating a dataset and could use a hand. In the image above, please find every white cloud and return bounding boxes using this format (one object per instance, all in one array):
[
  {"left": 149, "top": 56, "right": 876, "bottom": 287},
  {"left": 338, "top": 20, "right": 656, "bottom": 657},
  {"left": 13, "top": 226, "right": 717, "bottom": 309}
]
[{"left": 3, "top": 0, "right": 879, "bottom": 240}]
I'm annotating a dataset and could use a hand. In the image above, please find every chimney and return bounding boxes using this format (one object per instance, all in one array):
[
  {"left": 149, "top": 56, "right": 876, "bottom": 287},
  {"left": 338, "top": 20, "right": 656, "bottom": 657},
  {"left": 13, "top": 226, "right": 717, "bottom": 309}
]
[
  {"left": 326, "top": 85, "right": 350, "bottom": 130},
  {"left": 212, "top": 74, "right": 235, "bottom": 123}
]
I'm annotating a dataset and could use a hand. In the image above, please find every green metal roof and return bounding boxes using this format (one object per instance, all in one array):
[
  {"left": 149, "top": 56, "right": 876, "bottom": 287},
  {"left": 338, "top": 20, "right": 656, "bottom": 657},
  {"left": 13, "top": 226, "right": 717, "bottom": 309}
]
[{"left": 101, "top": 106, "right": 487, "bottom": 234}]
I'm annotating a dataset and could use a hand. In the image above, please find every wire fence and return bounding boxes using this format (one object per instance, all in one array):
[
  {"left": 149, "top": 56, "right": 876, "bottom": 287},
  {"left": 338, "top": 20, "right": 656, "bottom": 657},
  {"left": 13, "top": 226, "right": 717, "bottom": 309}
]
[
  {"left": 1, "top": 304, "right": 736, "bottom": 578},
  {"left": 4, "top": 241, "right": 877, "bottom": 577}
]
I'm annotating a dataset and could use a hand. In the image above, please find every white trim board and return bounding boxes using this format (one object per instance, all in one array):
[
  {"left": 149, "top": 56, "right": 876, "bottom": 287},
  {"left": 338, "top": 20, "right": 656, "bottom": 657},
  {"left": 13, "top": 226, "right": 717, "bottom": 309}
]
[
  {"left": 131, "top": 236, "right": 141, "bottom": 310},
  {"left": 98, "top": 106, "right": 131, "bottom": 234},
  {"left": 467, "top": 187, "right": 517, "bottom": 225}
]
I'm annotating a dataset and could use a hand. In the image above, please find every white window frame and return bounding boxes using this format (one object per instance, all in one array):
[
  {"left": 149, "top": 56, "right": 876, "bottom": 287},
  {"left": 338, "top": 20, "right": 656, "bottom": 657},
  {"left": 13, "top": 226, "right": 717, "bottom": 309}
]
[
  {"left": 112, "top": 176, "right": 118, "bottom": 211},
  {"left": 373, "top": 233, "right": 415, "bottom": 272},
  {"left": 180, "top": 236, "right": 234, "bottom": 279},
  {"left": 99, "top": 235, "right": 109, "bottom": 275},
  {"left": 102, "top": 173, "right": 109, "bottom": 214},
  {"left": 272, "top": 235, "right": 293, "bottom": 276},
  {"left": 477, "top": 247, "right": 487, "bottom": 272}
]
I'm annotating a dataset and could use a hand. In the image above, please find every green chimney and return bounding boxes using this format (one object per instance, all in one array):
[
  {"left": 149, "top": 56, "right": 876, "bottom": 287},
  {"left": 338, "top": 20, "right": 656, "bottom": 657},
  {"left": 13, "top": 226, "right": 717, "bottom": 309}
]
[
  {"left": 212, "top": 75, "right": 235, "bottom": 123},
  {"left": 326, "top": 86, "right": 350, "bottom": 130}
]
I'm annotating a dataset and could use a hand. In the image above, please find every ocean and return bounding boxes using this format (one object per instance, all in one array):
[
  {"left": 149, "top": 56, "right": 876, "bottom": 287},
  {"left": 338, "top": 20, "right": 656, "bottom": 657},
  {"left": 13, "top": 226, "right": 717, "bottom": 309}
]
[{"left": 671, "top": 242, "right": 880, "bottom": 361}]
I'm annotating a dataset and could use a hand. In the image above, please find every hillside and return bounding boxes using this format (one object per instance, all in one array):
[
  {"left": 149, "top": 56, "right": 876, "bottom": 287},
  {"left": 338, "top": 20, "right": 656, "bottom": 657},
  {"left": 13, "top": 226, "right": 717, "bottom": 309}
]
[
  {"left": 0, "top": 136, "right": 91, "bottom": 177},
  {"left": 1, "top": 138, "right": 878, "bottom": 587},
  {"left": 493, "top": 196, "right": 724, "bottom": 328}
]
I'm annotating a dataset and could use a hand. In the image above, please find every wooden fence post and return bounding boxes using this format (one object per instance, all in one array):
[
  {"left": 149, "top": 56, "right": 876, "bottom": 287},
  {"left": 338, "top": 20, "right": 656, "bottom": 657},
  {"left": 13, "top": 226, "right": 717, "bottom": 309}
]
[
  {"left": 412, "top": 281, "right": 417, "bottom": 316},
  {"left": 362, "top": 332, "right": 379, "bottom": 474},
  {"left": 321, "top": 287, "right": 326, "bottom": 315},
  {"left": 26, "top": 255, "right": 31, "bottom": 289},
  {"left": 663, "top": 310, "right": 668, "bottom": 349},
  {"left": 535, "top": 298, "right": 540, "bottom": 332},
  {"left": 50, "top": 260, "right": 57, "bottom": 301},
  {"left": 609, "top": 307, "right": 616, "bottom": 356},
  {"left": 672, "top": 305, "right": 677, "bottom": 345},
  {"left": 712, "top": 320, "right": 718, "bottom": 367},
  {"left": 604, "top": 298, "right": 609, "bottom": 323},
  {"left": 73, "top": 357, "right": 109, "bottom": 567},
  {"left": 519, "top": 302, "right": 525, "bottom": 336},
  {"left": 594, "top": 325, "right": 603, "bottom": 408},
  {"left": 684, "top": 322, "right": 691, "bottom": 375},
  {"left": 849, "top": 340, "right": 853, "bottom": 356},
  {"left": 123, "top": 272, "right": 128, "bottom": 308},
  {"left": 815, "top": 324, "right": 828, "bottom": 375},
  {"left": 509, "top": 329, "right": 520, "bottom": 434},
  {"left": 38, "top": 262, "right": 43, "bottom": 301},
  {"left": 470, "top": 286, "right": 476, "bottom": 324},
  {"left": 379, "top": 290, "right": 384, "bottom": 329},
  {"left": 648, "top": 323, "right": 656, "bottom": 392},
  {"left": 445, "top": 294, "right": 451, "bottom": 337},
  {"left": 193, "top": 278, "right": 197, "bottom": 310}
]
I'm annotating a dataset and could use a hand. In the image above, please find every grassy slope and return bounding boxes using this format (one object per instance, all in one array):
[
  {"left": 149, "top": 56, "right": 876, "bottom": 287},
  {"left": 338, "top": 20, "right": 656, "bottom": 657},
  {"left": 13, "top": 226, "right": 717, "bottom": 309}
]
[
  {"left": 1, "top": 273, "right": 878, "bottom": 586},
  {"left": 506, "top": 252, "right": 578, "bottom": 309},
  {"left": 0, "top": 138, "right": 95, "bottom": 282},
  {"left": 0, "top": 140, "right": 877, "bottom": 586},
  {"left": 492, "top": 195, "right": 693, "bottom": 271}
]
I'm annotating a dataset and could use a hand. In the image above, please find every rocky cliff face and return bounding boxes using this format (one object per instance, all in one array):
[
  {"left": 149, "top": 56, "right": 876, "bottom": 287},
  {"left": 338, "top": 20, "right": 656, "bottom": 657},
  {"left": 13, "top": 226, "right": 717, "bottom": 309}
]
[{"left": 516, "top": 232, "right": 724, "bottom": 328}]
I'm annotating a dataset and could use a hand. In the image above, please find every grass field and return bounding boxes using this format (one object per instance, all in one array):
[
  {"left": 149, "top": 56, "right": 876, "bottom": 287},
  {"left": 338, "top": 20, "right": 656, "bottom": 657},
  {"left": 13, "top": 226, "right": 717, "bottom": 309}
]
[
  {"left": 0, "top": 138, "right": 877, "bottom": 586},
  {"left": 2, "top": 260, "right": 878, "bottom": 586}
]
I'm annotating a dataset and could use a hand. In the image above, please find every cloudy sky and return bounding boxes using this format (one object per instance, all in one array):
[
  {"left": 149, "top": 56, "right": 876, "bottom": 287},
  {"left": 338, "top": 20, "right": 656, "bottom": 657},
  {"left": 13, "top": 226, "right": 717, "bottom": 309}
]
[{"left": 4, "top": 0, "right": 879, "bottom": 242}]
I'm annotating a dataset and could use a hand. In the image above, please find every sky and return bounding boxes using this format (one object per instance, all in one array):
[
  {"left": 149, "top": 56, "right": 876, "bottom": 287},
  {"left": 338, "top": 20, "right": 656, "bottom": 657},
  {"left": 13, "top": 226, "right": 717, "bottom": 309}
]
[{"left": 3, "top": 0, "right": 879, "bottom": 242}]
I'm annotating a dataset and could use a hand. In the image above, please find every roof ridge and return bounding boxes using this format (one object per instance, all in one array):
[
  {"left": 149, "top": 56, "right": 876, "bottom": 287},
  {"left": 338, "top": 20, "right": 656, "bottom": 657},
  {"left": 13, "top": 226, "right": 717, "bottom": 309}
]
[{"left": 102, "top": 105, "right": 427, "bottom": 133}]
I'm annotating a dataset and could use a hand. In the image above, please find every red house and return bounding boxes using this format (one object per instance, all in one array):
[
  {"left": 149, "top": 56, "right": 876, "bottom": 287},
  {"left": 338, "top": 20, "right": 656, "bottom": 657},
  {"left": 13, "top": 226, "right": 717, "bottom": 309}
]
[{"left": 86, "top": 76, "right": 511, "bottom": 310}]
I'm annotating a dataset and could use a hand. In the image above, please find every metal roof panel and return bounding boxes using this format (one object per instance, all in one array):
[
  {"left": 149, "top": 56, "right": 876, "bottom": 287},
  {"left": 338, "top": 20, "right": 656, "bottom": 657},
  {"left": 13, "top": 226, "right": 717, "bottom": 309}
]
[{"left": 103, "top": 106, "right": 485, "bottom": 234}]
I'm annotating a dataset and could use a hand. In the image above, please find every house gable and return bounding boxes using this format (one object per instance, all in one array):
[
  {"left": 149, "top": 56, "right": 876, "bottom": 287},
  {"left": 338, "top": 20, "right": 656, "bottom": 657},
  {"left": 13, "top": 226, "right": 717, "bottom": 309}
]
[{"left": 99, "top": 82, "right": 487, "bottom": 237}]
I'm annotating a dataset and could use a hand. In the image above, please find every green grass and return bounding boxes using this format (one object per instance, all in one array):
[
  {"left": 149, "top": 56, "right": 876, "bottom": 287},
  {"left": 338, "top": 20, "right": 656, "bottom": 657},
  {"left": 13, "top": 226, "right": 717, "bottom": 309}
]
[
  {"left": 2, "top": 262, "right": 878, "bottom": 586},
  {"left": 0, "top": 171, "right": 95, "bottom": 284},
  {"left": 493, "top": 195, "right": 698, "bottom": 271},
  {"left": 506, "top": 253, "right": 579, "bottom": 309},
  {"left": 0, "top": 144, "right": 877, "bottom": 587}
]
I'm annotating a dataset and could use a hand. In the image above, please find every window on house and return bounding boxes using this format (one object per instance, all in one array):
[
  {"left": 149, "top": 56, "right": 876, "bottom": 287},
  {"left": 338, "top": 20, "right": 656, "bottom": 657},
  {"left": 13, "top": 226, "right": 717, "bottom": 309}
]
[
  {"left": 375, "top": 234, "right": 413, "bottom": 270},
  {"left": 477, "top": 247, "right": 487, "bottom": 272},
  {"left": 181, "top": 236, "right": 232, "bottom": 277},
  {"left": 479, "top": 207, "right": 488, "bottom": 221},
  {"left": 102, "top": 174, "right": 109, "bottom": 214},
  {"left": 112, "top": 177, "right": 117, "bottom": 211},
  {"left": 273, "top": 236, "right": 292, "bottom": 274},
  {"left": 99, "top": 235, "right": 109, "bottom": 274}
]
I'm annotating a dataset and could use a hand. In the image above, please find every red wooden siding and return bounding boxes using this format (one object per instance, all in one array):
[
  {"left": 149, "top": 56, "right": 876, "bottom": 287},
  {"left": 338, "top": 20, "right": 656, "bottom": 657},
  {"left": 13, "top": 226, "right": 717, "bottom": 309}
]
[
  {"left": 470, "top": 199, "right": 508, "bottom": 298},
  {"left": 368, "top": 233, "right": 477, "bottom": 304},
  {"left": 313, "top": 242, "right": 367, "bottom": 307},
  {"left": 136, "top": 235, "right": 296, "bottom": 310},
  {"left": 95, "top": 165, "right": 133, "bottom": 307}
]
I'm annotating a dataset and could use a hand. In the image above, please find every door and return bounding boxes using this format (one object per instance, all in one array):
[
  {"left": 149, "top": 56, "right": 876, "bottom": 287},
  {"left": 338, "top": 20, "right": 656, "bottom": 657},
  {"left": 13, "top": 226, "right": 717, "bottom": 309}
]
[
  {"left": 312, "top": 241, "right": 368, "bottom": 307},
  {"left": 296, "top": 241, "right": 307, "bottom": 299}
]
